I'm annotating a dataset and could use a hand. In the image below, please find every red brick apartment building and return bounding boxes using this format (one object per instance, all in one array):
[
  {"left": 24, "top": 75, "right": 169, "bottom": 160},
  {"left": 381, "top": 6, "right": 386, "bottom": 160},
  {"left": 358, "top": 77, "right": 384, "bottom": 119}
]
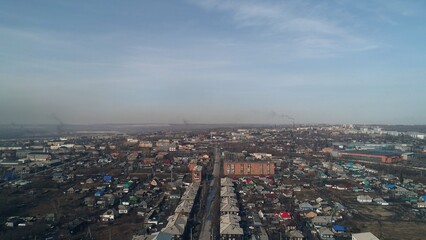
[
  {"left": 223, "top": 161, "right": 274, "bottom": 176},
  {"left": 188, "top": 162, "right": 203, "bottom": 183}
]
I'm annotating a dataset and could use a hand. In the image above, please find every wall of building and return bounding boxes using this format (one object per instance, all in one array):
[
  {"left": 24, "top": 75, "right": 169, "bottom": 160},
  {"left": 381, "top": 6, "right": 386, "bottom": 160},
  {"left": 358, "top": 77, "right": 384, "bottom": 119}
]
[{"left": 223, "top": 161, "right": 274, "bottom": 176}]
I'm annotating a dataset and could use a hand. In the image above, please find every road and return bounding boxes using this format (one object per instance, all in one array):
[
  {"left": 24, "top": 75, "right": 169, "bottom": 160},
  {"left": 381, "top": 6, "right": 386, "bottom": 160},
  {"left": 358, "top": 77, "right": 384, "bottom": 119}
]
[{"left": 199, "top": 147, "right": 221, "bottom": 240}]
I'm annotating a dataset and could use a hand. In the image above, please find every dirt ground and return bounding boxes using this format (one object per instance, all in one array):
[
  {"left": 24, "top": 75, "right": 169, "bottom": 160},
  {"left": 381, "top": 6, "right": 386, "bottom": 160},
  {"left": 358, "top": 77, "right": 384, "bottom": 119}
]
[{"left": 352, "top": 220, "right": 425, "bottom": 240}]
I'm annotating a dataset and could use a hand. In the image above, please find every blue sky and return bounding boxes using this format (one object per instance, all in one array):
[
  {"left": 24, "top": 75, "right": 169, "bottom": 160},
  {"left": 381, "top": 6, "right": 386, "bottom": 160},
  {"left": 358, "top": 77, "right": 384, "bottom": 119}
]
[{"left": 1, "top": 0, "right": 425, "bottom": 124}]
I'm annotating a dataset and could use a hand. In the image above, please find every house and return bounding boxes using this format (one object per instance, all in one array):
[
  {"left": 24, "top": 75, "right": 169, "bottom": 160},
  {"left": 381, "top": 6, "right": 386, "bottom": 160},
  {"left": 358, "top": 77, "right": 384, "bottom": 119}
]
[
  {"left": 95, "top": 188, "right": 106, "bottom": 197},
  {"left": 84, "top": 197, "right": 95, "bottom": 207},
  {"left": 289, "top": 230, "right": 304, "bottom": 240},
  {"left": 357, "top": 195, "right": 373, "bottom": 203},
  {"left": 318, "top": 227, "right": 335, "bottom": 239},
  {"left": 332, "top": 225, "right": 345, "bottom": 233},
  {"left": 283, "top": 190, "right": 293, "bottom": 198},
  {"left": 373, "top": 198, "right": 389, "bottom": 206},
  {"left": 52, "top": 172, "right": 63, "bottom": 182},
  {"left": 5, "top": 217, "right": 22, "bottom": 227},
  {"left": 27, "top": 153, "right": 51, "bottom": 161},
  {"left": 100, "top": 209, "right": 118, "bottom": 222},
  {"left": 312, "top": 216, "right": 332, "bottom": 227},
  {"left": 417, "top": 202, "right": 426, "bottom": 208},
  {"left": 285, "top": 220, "right": 297, "bottom": 231},
  {"left": 67, "top": 187, "right": 75, "bottom": 194},
  {"left": 352, "top": 232, "right": 379, "bottom": 240},
  {"left": 304, "top": 211, "right": 317, "bottom": 219},
  {"left": 118, "top": 204, "right": 129, "bottom": 214},
  {"left": 384, "top": 184, "right": 396, "bottom": 190},
  {"left": 276, "top": 211, "right": 292, "bottom": 220},
  {"left": 393, "top": 187, "right": 417, "bottom": 198},
  {"left": 334, "top": 202, "right": 346, "bottom": 212},
  {"left": 299, "top": 202, "right": 314, "bottom": 211},
  {"left": 103, "top": 175, "right": 113, "bottom": 183},
  {"left": 103, "top": 194, "right": 116, "bottom": 206},
  {"left": 140, "top": 200, "right": 148, "bottom": 209},
  {"left": 85, "top": 178, "right": 94, "bottom": 184}
]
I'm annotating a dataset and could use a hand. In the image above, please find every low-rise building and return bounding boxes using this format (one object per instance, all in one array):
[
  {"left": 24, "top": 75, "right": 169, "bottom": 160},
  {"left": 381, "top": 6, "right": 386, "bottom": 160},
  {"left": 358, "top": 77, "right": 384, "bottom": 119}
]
[
  {"left": 357, "top": 195, "right": 373, "bottom": 203},
  {"left": 352, "top": 232, "right": 380, "bottom": 240}
]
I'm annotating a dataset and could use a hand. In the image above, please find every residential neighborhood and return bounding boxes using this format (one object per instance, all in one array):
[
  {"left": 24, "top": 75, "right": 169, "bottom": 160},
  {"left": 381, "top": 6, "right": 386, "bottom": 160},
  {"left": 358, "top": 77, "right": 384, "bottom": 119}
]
[{"left": 1, "top": 124, "right": 426, "bottom": 239}]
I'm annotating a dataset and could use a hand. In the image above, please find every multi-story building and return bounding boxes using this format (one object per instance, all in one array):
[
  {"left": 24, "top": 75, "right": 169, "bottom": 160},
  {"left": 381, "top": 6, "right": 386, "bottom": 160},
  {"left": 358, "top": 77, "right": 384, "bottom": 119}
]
[{"left": 223, "top": 160, "right": 274, "bottom": 176}]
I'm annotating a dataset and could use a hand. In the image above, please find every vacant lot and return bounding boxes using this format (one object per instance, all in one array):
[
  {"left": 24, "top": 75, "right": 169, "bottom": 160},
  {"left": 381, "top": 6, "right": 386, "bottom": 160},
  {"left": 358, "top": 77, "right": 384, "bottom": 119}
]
[{"left": 351, "top": 220, "right": 425, "bottom": 240}]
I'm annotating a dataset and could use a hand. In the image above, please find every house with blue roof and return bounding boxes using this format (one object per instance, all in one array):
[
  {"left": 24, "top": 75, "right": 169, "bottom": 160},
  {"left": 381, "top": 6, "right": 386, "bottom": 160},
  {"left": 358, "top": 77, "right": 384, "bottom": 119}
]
[
  {"left": 95, "top": 188, "right": 106, "bottom": 197},
  {"left": 332, "top": 225, "right": 345, "bottom": 233},
  {"left": 2, "top": 173, "right": 17, "bottom": 181},
  {"left": 103, "top": 175, "right": 113, "bottom": 183},
  {"left": 385, "top": 184, "right": 396, "bottom": 190}
]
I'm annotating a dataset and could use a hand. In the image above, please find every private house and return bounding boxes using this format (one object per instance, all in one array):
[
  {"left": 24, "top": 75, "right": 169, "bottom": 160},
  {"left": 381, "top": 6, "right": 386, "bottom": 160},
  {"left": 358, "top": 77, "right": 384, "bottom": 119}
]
[
  {"left": 52, "top": 172, "right": 64, "bottom": 182},
  {"left": 84, "top": 197, "right": 95, "bottom": 207},
  {"left": 393, "top": 187, "right": 417, "bottom": 198},
  {"left": 417, "top": 202, "right": 426, "bottom": 208},
  {"left": 299, "top": 202, "right": 314, "bottom": 211},
  {"left": 103, "top": 175, "right": 113, "bottom": 183},
  {"left": 27, "top": 153, "right": 51, "bottom": 162},
  {"left": 352, "top": 232, "right": 379, "bottom": 240},
  {"left": 357, "top": 195, "right": 373, "bottom": 203},
  {"left": 318, "top": 227, "right": 335, "bottom": 239},
  {"left": 332, "top": 225, "right": 346, "bottom": 233},
  {"left": 100, "top": 209, "right": 118, "bottom": 222},
  {"left": 285, "top": 220, "right": 297, "bottom": 231},
  {"left": 312, "top": 216, "right": 333, "bottom": 228},
  {"left": 118, "top": 204, "right": 129, "bottom": 214},
  {"left": 95, "top": 188, "right": 106, "bottom": 197},
  {"left": 373, "top": 198, "right": 389, "bottom": 206},
  {"left": 304, "top": 211, "right": 317, "bottom": 219},
  {"left": 277, "top": 211, "right": 292, "bottom": 220},
  {"left": 289, "top": 230, "right": 304, "bottom": 240}
]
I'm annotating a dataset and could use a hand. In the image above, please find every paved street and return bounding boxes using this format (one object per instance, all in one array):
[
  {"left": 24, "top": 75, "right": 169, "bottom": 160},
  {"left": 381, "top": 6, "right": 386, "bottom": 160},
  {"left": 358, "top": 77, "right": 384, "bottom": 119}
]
[{"left": 199, "top": 147, "right": 221, "bottom": 240}]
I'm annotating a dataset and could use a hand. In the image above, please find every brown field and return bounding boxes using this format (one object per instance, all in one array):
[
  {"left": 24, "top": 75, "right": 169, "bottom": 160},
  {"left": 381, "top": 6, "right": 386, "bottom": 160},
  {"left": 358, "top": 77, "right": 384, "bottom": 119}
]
[{"left": 352, "top": 220, "right": 425, "bottom": 240}]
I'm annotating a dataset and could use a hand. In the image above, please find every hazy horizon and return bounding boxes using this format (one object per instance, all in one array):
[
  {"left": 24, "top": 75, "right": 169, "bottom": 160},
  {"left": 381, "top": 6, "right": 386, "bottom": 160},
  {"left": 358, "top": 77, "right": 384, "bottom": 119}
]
[{"left": 1, "top": 1, "right": 426, "bottom": 125}]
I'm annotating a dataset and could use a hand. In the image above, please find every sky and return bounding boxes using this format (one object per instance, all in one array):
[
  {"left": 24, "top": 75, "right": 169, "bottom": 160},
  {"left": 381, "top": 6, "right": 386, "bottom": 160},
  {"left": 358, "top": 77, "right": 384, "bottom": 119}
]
[{"left": 1, "top": 0, "right": 426, "bottom": 125}]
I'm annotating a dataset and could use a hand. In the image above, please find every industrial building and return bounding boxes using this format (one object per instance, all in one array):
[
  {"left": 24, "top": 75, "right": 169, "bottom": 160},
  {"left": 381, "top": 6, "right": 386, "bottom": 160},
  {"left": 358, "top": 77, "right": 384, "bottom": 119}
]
[{"left": 338, "top": 151, "right": 401, "bottom": 163}]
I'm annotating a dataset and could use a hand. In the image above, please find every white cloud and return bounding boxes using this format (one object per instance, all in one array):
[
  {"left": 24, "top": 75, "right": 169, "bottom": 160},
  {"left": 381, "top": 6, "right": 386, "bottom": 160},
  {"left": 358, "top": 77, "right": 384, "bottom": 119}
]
[{"left": 191, "top": 0, "right": 378, "bottom": 58}]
